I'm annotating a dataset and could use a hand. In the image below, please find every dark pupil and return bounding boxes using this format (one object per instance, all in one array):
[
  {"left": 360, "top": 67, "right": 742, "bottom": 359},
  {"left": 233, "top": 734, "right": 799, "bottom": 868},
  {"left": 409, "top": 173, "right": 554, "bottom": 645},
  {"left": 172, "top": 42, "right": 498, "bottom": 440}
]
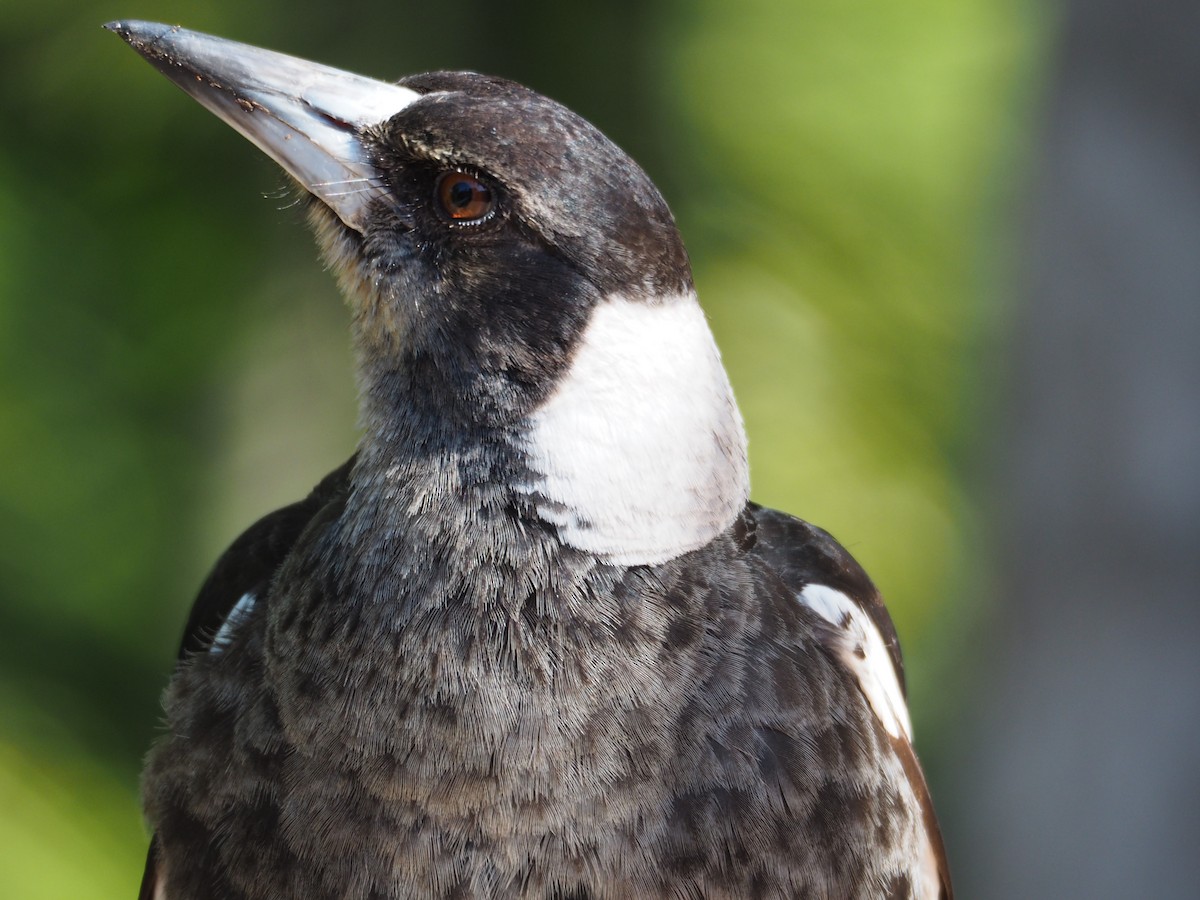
[{"left": 449, "top": 179, "right": 475, "bottom": 209}]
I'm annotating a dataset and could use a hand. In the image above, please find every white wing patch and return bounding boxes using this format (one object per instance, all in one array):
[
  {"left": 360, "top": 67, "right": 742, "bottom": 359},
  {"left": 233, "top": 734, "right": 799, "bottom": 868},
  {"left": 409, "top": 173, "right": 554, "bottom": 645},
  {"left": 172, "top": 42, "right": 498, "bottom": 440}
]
[
  {"left": 209, "top": 591, "right": 257, "bottom": 654},
  {"left": 798, "top": 584, "right": 912, "bottom": 740}
]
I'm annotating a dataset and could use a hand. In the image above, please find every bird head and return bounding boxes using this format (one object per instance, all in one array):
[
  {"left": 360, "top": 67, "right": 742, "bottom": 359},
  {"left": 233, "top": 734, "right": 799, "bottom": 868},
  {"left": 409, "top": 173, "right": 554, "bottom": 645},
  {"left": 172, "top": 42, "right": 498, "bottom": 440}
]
[{"left": 108, "top": 21, "right": 749, "bottom": 566}]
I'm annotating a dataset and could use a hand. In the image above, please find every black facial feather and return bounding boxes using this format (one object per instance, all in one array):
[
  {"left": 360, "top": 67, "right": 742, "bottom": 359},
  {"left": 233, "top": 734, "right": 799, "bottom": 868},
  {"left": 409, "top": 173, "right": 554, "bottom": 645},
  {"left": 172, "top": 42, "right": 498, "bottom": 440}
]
[
  {"left": 309, "top": 74, "right": 690, "bottom": 428},
  {"left": 389, "top": 72, "right": 692, "bottom": 298}
]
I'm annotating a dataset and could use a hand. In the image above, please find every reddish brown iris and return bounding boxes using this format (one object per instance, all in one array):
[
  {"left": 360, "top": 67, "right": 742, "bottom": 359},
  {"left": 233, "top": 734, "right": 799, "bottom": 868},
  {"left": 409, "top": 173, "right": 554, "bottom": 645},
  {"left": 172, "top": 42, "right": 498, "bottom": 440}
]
[{"left": 436, "top": 171, "right": 494, "bottom": 222}]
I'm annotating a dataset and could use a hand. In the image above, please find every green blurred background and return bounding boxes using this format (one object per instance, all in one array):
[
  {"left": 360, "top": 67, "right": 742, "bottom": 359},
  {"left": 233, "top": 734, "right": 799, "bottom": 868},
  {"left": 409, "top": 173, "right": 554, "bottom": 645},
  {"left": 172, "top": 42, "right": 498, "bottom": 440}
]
[
  {"left": 11, "top": 1, "right": 1192, "bottom": 897},
  {"left": 0, "top": 0, "right": 1033, "bottom": 895}
]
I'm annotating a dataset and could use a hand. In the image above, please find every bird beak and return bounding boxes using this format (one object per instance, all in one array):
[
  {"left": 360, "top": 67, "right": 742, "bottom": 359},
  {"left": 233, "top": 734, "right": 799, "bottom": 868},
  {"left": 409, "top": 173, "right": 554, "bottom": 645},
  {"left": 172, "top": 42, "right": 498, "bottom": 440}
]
[{"left": 106, "top": 21, "right": 420, "bottom": 233}]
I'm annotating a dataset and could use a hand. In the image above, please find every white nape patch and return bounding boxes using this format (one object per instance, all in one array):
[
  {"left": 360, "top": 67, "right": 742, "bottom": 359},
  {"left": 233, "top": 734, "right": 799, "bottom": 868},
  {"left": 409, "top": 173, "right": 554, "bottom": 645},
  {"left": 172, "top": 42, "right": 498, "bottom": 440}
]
[
  {"left": 209, "top": 592, "right": 257, "bottom": 654},
  {"left": 798, "top": 584, "right": 912, "bottom": 740},
  {"left": 519, "top": 293, "right": 750, "bottom": 567}
]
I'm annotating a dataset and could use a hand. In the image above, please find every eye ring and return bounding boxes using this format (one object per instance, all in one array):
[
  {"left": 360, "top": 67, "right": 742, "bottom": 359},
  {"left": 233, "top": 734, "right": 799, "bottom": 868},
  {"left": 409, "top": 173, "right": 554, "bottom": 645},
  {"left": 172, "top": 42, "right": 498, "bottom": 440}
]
[{"left": 435, "top": 170, "right": 495, "bottom": 224}]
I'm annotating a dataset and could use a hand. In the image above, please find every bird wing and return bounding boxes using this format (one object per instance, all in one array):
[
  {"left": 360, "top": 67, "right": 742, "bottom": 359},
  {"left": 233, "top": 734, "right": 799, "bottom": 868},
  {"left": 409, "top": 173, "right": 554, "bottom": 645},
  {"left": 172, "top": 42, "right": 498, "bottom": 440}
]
[
  {"left": 172, "top": 455, "right": 356, "bottom": 661},
  {"left": 745, "top": 503, "right": 954, "bottom": 900},
  {"left": 138, "top": 456, "right": 356, "bottom": 899},
  {"left": 744, "top": 504, "right": 905, "bottom": 692},
  {"left": 137, "top": 839, "right": 161, "bottom": 900}
]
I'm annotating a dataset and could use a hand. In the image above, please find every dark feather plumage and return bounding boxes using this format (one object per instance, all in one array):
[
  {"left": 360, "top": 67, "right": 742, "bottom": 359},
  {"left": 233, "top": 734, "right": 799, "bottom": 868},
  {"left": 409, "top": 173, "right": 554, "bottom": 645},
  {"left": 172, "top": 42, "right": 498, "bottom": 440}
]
[
  {"left": 140, "top": 467, "right": 951, "bottom": 899},
  {"left": 109, "top": 21, "right": 953, "bottom": 900}
]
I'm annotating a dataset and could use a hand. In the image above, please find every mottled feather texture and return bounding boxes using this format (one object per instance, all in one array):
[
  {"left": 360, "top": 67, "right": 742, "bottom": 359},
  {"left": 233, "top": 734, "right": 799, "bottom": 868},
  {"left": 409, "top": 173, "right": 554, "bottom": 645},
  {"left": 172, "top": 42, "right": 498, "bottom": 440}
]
[
  {"left": 107, "top": 22, "right": 953, "bottom": 900},
  {"left": 143, "top": 459, "right": 949, "bottom": 899}
]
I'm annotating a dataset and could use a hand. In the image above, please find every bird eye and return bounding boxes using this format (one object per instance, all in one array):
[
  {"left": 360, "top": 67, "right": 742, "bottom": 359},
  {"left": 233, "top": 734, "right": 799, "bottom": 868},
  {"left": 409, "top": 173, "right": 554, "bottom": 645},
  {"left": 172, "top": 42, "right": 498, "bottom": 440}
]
[{"left": 435, "top": 171, "right": 495, "bottom": 223}]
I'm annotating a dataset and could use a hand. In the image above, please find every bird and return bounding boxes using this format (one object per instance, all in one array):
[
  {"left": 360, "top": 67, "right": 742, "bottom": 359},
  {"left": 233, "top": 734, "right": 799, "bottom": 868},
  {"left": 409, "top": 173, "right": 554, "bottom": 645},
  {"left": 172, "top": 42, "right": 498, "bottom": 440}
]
[{"left": 108, "top": 20, "right": 952, "bottom": 900}]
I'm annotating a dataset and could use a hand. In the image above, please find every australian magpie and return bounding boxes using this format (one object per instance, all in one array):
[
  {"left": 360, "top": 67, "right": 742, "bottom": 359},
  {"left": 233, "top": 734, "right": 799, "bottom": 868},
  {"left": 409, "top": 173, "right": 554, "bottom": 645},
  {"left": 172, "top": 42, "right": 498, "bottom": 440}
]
[{"left": 108, "top": 20, "right": 952, "bottom": 900}]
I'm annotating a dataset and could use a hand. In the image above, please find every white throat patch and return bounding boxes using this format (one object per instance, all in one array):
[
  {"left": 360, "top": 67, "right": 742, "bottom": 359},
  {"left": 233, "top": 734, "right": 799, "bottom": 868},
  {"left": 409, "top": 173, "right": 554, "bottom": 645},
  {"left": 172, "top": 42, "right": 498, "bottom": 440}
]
[{"left": 518, "top": 293, "right": 750, "bottom": 566}]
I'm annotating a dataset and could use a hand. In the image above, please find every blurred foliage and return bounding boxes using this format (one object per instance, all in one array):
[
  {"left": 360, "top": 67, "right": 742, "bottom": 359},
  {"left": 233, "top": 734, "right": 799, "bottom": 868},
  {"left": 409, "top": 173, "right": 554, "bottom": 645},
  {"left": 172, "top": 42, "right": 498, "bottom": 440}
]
[{"left": 0, "top": 0, "right": 1039, "bottom": 895}]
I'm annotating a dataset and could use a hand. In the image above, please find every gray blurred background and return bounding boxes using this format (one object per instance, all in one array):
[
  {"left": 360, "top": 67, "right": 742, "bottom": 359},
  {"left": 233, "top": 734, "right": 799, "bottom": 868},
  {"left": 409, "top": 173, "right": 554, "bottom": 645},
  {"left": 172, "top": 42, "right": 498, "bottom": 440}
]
[
  {"left": 0, "top": 0, "right": 1195, "bottom": 896},
  {"left": 957, "top": 0, "right": 1200, "bottom": 896}
]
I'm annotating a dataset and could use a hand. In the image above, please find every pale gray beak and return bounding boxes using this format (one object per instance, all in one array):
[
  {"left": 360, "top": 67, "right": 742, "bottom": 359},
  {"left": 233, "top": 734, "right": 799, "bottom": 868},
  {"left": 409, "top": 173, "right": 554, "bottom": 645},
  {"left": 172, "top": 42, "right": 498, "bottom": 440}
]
[{"left": 106, "top": 21, "right": 420, "bottom": 232}]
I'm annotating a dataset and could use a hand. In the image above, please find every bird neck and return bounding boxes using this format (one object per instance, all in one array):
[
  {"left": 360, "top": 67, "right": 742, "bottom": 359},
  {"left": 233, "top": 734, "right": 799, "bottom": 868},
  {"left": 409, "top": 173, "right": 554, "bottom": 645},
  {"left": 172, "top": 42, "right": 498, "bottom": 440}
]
[
  {"left": 350, "top": 292, "right": 750, "bottom": 570},
  {"left": 329, "top": 425, "right": 545, "bottom": 615}
]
